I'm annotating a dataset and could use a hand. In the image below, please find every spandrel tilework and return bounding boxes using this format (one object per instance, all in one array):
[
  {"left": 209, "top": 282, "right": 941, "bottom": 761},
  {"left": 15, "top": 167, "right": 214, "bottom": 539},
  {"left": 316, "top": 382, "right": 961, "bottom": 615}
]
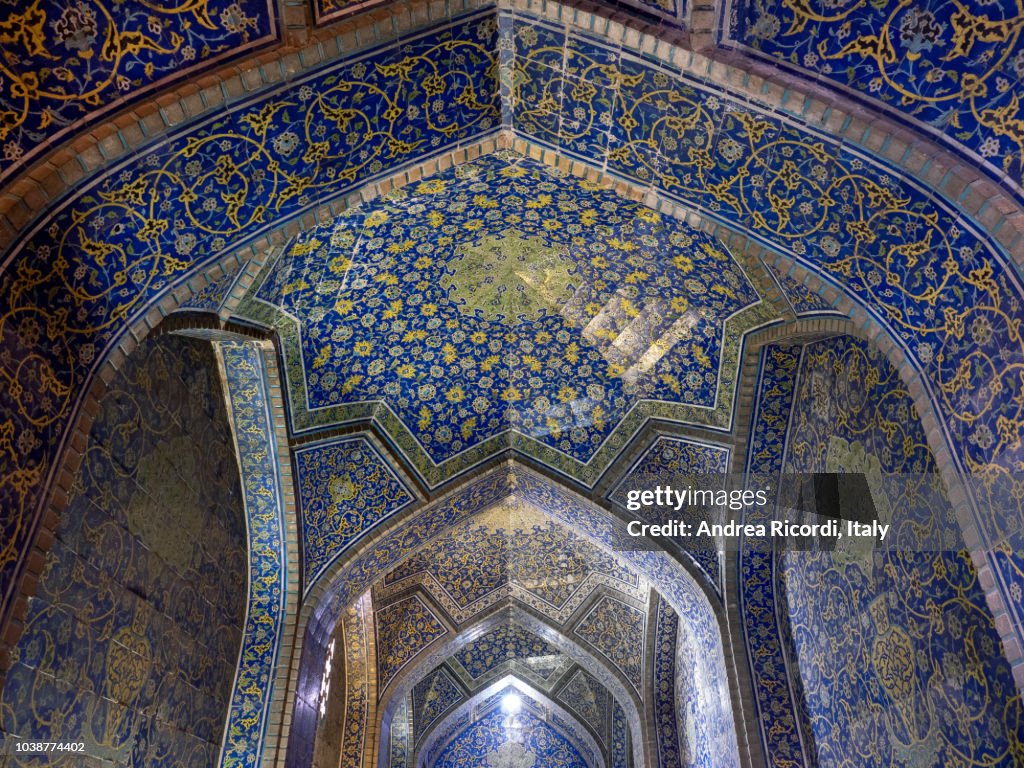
[
  {"left": 0, "top": 0, "right": 277, "bottom": 184},
  {"left": 727, "top": 0, "right": 1024, "bottom": 193},
  {"left": 609, "top": 435, "right": 729, "bottom": 592},
  {"left": 378, "top": 503, "right": 643, "bottom": 626},
  {"left": 0, "top": 335, "right": 246, "bottom": 767},
  {"left": 574, "top": 596, "right": 645, "bottom": 693},
  {"left": 375, "top": 595, "right": 448, "bottom": 693},
  {"left": 295, "top": 437, "right": 414, "bottom": 590},
  {"left": 412, "top": 667, "right": 465, "bottom": 738},
  {"left": 556, "top": 668, "right": 611, "bottom": 746}
]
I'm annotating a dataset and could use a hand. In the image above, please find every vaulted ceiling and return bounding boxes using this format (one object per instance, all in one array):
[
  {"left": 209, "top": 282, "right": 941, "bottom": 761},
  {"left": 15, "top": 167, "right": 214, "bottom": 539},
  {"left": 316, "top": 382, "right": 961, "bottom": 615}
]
[{"left": 3, "top": 0, "right": 1024, "bottom": 767}]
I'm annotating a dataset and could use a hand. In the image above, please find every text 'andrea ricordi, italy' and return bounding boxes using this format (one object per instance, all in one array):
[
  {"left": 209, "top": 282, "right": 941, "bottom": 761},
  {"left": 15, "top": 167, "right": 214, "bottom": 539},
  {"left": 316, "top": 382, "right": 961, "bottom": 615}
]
[{"left": 622, "top": 484, "right": 890, "bottom": 544}]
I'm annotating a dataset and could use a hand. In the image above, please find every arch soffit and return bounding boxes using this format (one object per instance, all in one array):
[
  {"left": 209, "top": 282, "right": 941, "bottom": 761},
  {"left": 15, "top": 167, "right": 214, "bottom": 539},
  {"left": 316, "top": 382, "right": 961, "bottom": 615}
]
[
  {"left": 411, "top": 674, "right": 608, "bottom": 768},
  {"left": 372, "top": 602, "right": 647, "bottom": 767},
  {"left": 293, "top": 463, "right": 734, "bottom": 764}
]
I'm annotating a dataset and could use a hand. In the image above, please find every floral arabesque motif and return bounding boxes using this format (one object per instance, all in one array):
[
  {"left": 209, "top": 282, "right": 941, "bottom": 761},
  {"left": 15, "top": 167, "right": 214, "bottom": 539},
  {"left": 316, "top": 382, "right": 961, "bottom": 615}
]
[
  {"left": 0, "top": 0, "right": 276, "bottom": 183},
  {"left": 295, "top": 437, "right": 414, "bottom": 590},
  {"left": 780, "top": 335, "right": 1024, "bottom": 767},
  {"left": 435, "top": 706, "right": 588, "bottom": 768},
  {"left": 0, "top": 10, "right": 498, "bottom": 624},
  {"left": 216, "top": 341, "right": 288, "bottom": 767},
  {"left": 514, "top": 19, "right": 1024, "bottom": 617},
  {"left": 609, "top": 436, "right": 730, "bottom": 591},
  {"left": 729, "top": 0, "right": 1024, "bottom": 192},
  {"left": 375, "top": 595, "right": 448, "bottom": 692}
]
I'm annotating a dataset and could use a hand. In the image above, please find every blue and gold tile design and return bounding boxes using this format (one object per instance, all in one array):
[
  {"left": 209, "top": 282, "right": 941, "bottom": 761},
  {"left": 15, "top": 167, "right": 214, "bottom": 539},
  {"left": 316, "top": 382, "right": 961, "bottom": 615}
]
[
  {"left": 609, "top": 435, "right": 730, "bottom": 592},
  {"left": 390, "top": 697, "right": 412, "bottom": 768},
  {"left": 375, "top": 595, "right": 448, "bottom": 693},
  {"left": 215, "top": 342, "right": 289, "bottom": 768},
  {"left": 412, "top": 667, "right": 465, "bottom": 738},
  {"left": 434, "top": 704, "right": 589, "bottom": 767},
  {"left": 512, "top": 16, "right": 1024, "bottom": 626},
  {"left": 765, "top": 262, "right": 841, "bottom": 316},
  {"left": 380, "top": 502, "right": 642, "bottom": 626},
  {"left": 574, "top": 595, "right": 645, "bottom": 693},
  {"left": 612, "top": 701, "right": 629, "bottom": 768},
  {"left": 340, "top": 597, "right": 372, "bottom": 768},
  {"left": 780, "top": 335, "right": 1024, "bottom": 767},
  {"left": 295, "top": 437, "right": 414, "bottom": 591},
  {"left": 513, "top": 471, "right": 740, "bottom": 765},
  {"left": 0, "top": 0, "right": 277, "bottom": 184},
  {"left": 0, "top": 335, "right": 246, "bottom": 767},
  {"left": 728, "top": 0, "right": 1024, "bottom": 191},
  {"left": 740, "top": 343, "right": 811, "bottom": 767},
  {"left": 247, "top": 151, "right": 761, "bottom": 483},
  {"left": 556, "top": 668, "right": 611, "bottom": 745},
  {"left": 179, "top": 263, "right": 244, "bottom": 313},
  {"left": 0, "top": 9, "right": 499, "bottom": 622},
  {"left": 452, "top": 624, "right": 562, "bottom": 681},
  {"left": 653, "top": 599, "right": 684, "bottom": 768}
]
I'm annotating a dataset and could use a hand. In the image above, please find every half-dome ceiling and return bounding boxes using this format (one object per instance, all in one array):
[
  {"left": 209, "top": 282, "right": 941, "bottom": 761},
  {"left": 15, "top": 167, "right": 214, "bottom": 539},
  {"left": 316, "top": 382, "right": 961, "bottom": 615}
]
[
  {"left": 375, "top": 499, "right": 646, "bottom": 627},
  {"left": 249, "top": 152, "right": 762, "bottom": 480}
]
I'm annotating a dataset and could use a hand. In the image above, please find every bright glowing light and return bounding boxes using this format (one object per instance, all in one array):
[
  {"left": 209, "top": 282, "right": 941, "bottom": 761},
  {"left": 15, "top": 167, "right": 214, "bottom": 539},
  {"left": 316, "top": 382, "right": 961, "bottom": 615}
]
[{"left": 501, "top": 692, "right": 522, "bottom": 715}]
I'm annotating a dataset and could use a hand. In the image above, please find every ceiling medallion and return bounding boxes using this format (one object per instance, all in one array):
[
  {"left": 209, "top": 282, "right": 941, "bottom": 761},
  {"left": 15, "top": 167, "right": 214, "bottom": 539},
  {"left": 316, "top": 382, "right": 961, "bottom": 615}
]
[{"left": 443, "top": 229, "right": 577, "bottom": 323}]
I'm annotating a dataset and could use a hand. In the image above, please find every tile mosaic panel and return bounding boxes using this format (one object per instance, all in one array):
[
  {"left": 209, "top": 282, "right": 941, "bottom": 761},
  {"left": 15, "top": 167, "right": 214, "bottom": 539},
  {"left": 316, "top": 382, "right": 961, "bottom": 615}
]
[
  {"left": 609, "top": 436, "right": 729, "bottom": 592},
  {"left": 412, "top": 667, "right": 465, "bottom": 739},
  {"left": 740, "top": 344, "right": 811, "bottom": 767},
  {"left": 780, "top": 335, "right": 1024, "bottom": 767},
  {"left": 727, "top": 0, "right": 1024, "bottom": 193},
  {"left": 379, "top": 502, "right": 643, "bottom": 625},
  {"left": 295, "top": 437, "right": 414, "bottom": 590},
  {"left": 434, "top": 706, "right": 589, "bottom": 768},
  {"left": 248, "top": 152, "right": 760, "bottom": 470},
  {"left": 512, "top": 14, "right": 1024, "bottom": 645},
  {"left": 453, "top": 624, "right": 562, "bottom": 681},
  {"left": 0, "top": 335, "right": 246, "bottom": 767},
  {"left": 556, "top": 668, "right": 611, "bottom": 746},
  {"left": 0, "top": 9, "right": 499, "bottom": 621},
  {"left": 375, "top": 595, "right": 448, "bottom": 692},
  {"left": 574, "top": 595, "right": 645, "bottom": 694},
  {"left": 0, "top": 0, "right": 277, "bottom": 184},
  {"left": 215, "top": 341, "right": 289, "bottom": 768}
]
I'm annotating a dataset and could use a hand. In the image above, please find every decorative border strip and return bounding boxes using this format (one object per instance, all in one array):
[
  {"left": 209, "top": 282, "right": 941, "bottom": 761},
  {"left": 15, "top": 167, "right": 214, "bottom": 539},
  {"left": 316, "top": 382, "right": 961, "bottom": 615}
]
[
  {"left": 738, "top": 344, "right": 810, "bottom": 768},
  {"left": 216, "top": 341, "right": 290, "bottom": 768}
]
